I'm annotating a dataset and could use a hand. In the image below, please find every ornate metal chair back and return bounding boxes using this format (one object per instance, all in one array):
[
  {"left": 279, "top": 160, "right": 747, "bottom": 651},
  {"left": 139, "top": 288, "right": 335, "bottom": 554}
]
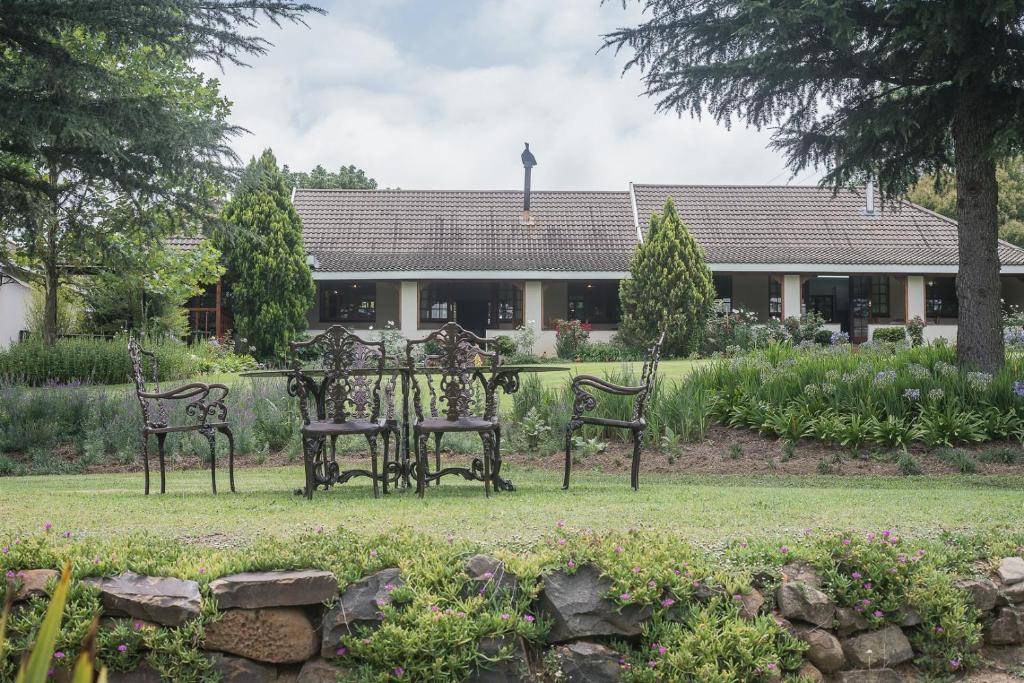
[
  {"left": 633, "top": 330, "right": 666, "bottom": 422},
  {"left": 128, "top": 336, "right": 168, "bottom": 428},
  {"left": 290, "top": 326, "right": 387, "bottom": 424},
  {"left": 406, "top": 322, "right": 498, "bottom": 422}
]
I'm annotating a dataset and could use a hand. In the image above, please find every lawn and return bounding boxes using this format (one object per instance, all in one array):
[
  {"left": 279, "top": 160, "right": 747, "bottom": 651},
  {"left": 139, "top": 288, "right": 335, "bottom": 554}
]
[{"left": 3, "top": 463, "right": 1021, "bottom": 545}]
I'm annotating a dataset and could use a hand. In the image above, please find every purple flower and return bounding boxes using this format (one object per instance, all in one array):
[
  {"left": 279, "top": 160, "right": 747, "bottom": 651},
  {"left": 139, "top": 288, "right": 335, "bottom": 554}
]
[
  {"left": 779, "top": 545, "right": 789, "bottom": 554},
  {"left": 647, "top": 660, "right": 657, "bottom": 668},
  {"left": 632, "top": 566, "right": 642, "bottom": 574},
  {"left": 567, "top": 559, "right": 576, "bottom": 569},
  {"left": 873, "top": 610, "right": 884, "bottom": 618},
  {"left": 369, "top": 549, "right": 378, "bottom": 558},
  {"left": 556, "top": 520, "right": 565, "bottom": 528},
  {"left": 866, "top": 532, "right": 876, "bottom": 542},
  {"left": 117, "top": 644, "right": 128, "bottom": 652},
  {"left": 614, "top": 546, "right": 624, "bottom": 554},
  {"left": 500, "top": 613, "right": 510, "bottom": 620},
  {"left": 619, "top": 592, "right": 631, "bottom": 601},
  {"left": 393, "top": 666, "right": 404, "bottom": 677},
  {"left": 133, "top": 622, "right": 143, "bottom": 631},
  {"left": 950, "top": 657, "right": 961, "bottom": 670},
  {"left": 1013, "top": 380, "right": 1024, "bottom": 397},
  {"left": 557, "top": 538, "right": 566, "bottom": 546},
  {"left": 851, "top": 571, "right": 862, "bottom": 579},
  {"left": 842, "top": 538, "right": 851, "bottom": 546},
  {"left": 523, "top": 614, "right": 535, "bottom": 622},
  {"left": 661, "top": 598, "right": 675, "bottom": 608},
  {"left": 335, "top": 646, "right": 347, "bottom": 656},
  {"left": 53, "top": 652, "right": 64, "bottom": 659},
  {"left": 63, "top": 531, "right": 71, "bottom": 539},
  {"left": 1, "top": 547, "right": 7, "bottom": 555}
]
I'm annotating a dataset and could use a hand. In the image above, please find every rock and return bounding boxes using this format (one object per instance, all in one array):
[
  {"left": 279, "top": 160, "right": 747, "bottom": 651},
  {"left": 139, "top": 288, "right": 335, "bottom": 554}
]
[
  {"left": 796, "top": 662, "right": 824, "bottom": 682},
  {"left": 841, "top": 626, "right": 914, "bottom": 669},
  {"left": 321, "top": 568, "right": 402, "bottom": 658},
  {"left": 835, "top": 670, "right": 902, "bottom": 683},
  {"left": 6, "top": 568, "right": 59, "bottom": 601},
  {"left": 834, "top": 607, "right": 869, "bottom": 638},
  {"left": 998, "top": 557, "right": 1024, "bottom": 586},
  {"left": 536, "top": 565, "right": 652, "bottom": 643},
  {"left": 957, "top": 578, "right": 1000, "bottom": 611},
  {"left": 465, "top": 635, "right": 530, "bottom": 682},
  {"left": 734, "top": 590, "right": 764, "bottom": 619},
  {"left": 693, "top": 582, "right": 726, "bottom": 603},
  {"left": 297, "top": 658, "right": 352, "bottom": 683},
  {"left": 1002, "top": 581, "right": 1024, "bottom": 605},
  {"left": 986, "top": 607, "right": 1024, "bottom": 645},
  {"left": 897, "top": 607, "right": 922, "bottom": 627},
  {"left": 85, "top": 572, "right": 200, "bottom": 627},
  {"left": 780, "top": 561, "right": 823, "bottom": 588},
  {"left": 464, "top": 555, "right": 518, "bottom": 599},
  {"left": 793, "top": 626, "right": 845, "bottom": 673},
  {"left": 775, "top": 582, "right": 835, "bottom": 628},
  {"left": 106, "top": 662, "right": 162, "bottom": 683},
  {"left": 556, "top": 641, "right": 622, "bottom": 682},
  {"left": 208, "top": 653, "right": 277, "bottom": 683},
  {"left": 210, "top": 570, "right": 337, "bottom": 609},
  {"left": 204, "top": 607, "right": 317, "bottom": 664}
]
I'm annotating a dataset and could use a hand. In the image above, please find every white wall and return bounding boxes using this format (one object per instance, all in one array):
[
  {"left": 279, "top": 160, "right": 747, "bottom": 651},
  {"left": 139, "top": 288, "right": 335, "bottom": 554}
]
[{"left": 0, "top": 278, "right": 31, "bottom": 348}]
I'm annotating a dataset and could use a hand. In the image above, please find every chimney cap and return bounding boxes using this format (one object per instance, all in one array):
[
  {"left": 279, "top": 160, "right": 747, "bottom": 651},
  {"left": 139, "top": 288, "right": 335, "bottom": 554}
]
[{"left": 521, "top": 142, "right": 537, "bottom": 169}]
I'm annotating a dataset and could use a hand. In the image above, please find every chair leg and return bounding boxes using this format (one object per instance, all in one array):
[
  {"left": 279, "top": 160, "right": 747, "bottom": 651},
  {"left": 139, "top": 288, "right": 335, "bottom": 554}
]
[
  {"left": 368, "top": 434, "right": 380, "bottom": 499},
  {"left": 156, "top": 433, "right": 167, "bottom": 494},
  {"left": 482, "top": 431, "right": 492, "bottom": 498},
  {"left": 218, "top": 425, "right": 236, "bottom": 493},
  {"left": 142, "top": 432, "right": 150, "bottom": 496},
  {"left": 381, "top": 430, "right": 391, "bottom": 495},
  {"left": 433, "top": 432, "right": 442, "bottom": 486},
  {"left": 202, "top": 428, "right": 217, "bottom": 495},
  {"left": 415, "top": 432, "right": 428, "bottom": 498},
  {"left": 302, "top": 436, "right": 317, "bottom": 500},
  {"left": 631, "top": 428, "right": 644, "bottom": 491},
  {"left": 562, "top": 422, "right": 577, "bottom": 490}
]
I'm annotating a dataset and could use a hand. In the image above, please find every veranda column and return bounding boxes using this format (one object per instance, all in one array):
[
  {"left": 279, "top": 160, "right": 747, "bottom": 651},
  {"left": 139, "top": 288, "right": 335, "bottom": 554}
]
[
  {"left": 906, "top": 276, "right": 926, "bottom": 320},
  {"left": 782, "top": 274, "right": 802, "bottom": 319},
  {"left": 399, "top": 281, "right": 418, "bottom": 337},
  {"left": 524, "top": 281, "right": 543, "bottom": 334}
]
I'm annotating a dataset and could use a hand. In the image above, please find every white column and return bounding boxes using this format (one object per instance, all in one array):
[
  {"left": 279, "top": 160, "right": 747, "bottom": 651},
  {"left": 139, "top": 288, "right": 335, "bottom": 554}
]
[
  {"left": 906, "top": 275, "right": 926, "bottom": 320},
  {"left": 782, "top": 274, "right": 802, "bottom": 319},
  {"left": 524, "top": 281, "right": 543, "bottom": 333},
  {"left": 399, "top": 281, "right": 418, "bottom": 336}
]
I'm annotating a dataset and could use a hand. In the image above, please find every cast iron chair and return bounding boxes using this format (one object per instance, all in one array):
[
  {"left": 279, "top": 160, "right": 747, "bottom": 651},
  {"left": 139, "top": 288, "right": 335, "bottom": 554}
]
[
  {"left": 129, "top": 337, "right": 235, "bottom": 495},
  {"left": 289, "top": 326, "right": 400, "bottom": 499},
  {"left": 406, "top": 322, "right": 502, "bottom": 497},
  {"left": 562, "top": 330, "right": 665, "bottom": 491}
]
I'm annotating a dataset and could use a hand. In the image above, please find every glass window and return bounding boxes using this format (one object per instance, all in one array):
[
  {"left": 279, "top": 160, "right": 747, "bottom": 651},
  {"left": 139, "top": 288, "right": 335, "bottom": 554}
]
[
  {"left": 567, "top": 281, "right": 621, "bottom": 325},
  {"left": 806, "top": 295, "right": 835, "bottom": 322},
  {"left": 713, "top": 274, "right": 733, "bottom": 314},
  {"left": 420, "top": 283, "right": 454, "bottom": 323},
  {"left": 490, "top": 283, "right": 522, "bottom": 326},
  {"left": 321, "top": 282, "right": 376, "bottom": 323},
  {"left": 768, "top": 278, "right": 782, "bottom": 320},
  {"left": 870, "top": 277, "right": 890, "bottom": 317},
  {"left": 926, "top": 277, "right": 958, "bottom": 320}
]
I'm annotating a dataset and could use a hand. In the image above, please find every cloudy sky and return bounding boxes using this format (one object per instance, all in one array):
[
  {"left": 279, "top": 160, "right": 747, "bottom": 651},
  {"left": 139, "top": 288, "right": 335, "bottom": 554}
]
[{"left": 209, "top": 0, "right": 818, "bottom": 190}]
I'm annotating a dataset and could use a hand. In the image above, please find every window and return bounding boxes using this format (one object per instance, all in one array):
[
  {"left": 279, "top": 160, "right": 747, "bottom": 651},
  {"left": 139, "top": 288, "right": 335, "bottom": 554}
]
[
  {"left": 768, "top": 278, "right": 782, "bottom": 320},
  {"left": 320, "top": 282, "right": 376, "bottom": 323},
  {"left": 713, "top": 274, "right": 733, "bottom": 314},
  {"left": 567, "top": 281, "right": 621, "bottom": 325},
  {"left": 418, "top": 282, "right": 524, "bottom": 327},
  {"left": 870, "top": 277, "right": 890, "bottom": 317},
  {"left": 806, "top": 295, "right": 835, "bottom": 323},
  {"left": 185, "top": 283, "right": 221, "bottom": 340},
  {"left": 420, "top": 283, "right": 454, "bottom": 323},
  {"left": 490, "top": 283, "right": 522, "bottom": 326},
  {"left": 926, "top": 277, "right": 959, "bottom": 320}
]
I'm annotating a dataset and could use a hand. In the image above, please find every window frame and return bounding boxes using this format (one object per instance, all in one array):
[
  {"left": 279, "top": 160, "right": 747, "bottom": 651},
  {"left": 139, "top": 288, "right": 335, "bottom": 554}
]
[{"left": 319, "top": 281, "right": 377, "bottom": 324}]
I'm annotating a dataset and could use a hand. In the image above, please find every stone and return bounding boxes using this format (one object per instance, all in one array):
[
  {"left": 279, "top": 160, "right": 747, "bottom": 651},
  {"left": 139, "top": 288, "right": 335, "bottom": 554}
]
[
  {"left": 957, "top": 578, "right": 1000, "bottom": 611},
  {"left": 775, "top": 582, "right": 835, "bottom": 628},
  {"left": 556, "top": 641, "right": 622, "bottom": 682},
  {"left": 297, "top": 658, "right": 352, "bottom": 683},
  {"left": 204, "top": 607, "right": 317, "bottom": 664},
  {"left": 85, "top": 572, "right": 200, "bottom": 627},
  {"left": 780, "top": 561, "right": 823, "bottom": 588},
  {"left": 841, "top": 626, "right": 914, "bottom": 669},
  {"left": 796, "top": 662, "right": 824, "bottom": 683},
  {"left": 998, "top": 557, "right": 1024, "bottom": 586},
  {"left": 986, "top": 607, "right": 1024, "bottom": 645},
  {"left": 835, "top": 670, "right": 902, "bottom": 683},
  {"left": 208, "top": 653, "right": 278, "bottom": 683},
  {"left": 793, "top": 625, "right": 845, "bottom": 673},
  {"left": 834, "top": 607, "right": 870, "bottom": 638},
  {"left": 210, "top": 570, "right": 337, "bottom": 609},
  {"left": 734, "top": 589, "right": 764, "bottom": 619},
  {"left": 897, "top": 607, "right": 922, "bottom": 627},
  {"left": 693, "top": 581, "right": 726, "bottom": 603},
  {"left": 464, "top": 554, "right": 518, "bottom": 599},
  {"left": 536, "top": 565, "right": 652, "bottom": 643},
  {"left": 106, "top": 662, "right": 162, "bottom": 683},
  {"left": 321, "top": 568, "right": 402, "bottom": 658},
  {"left": 1002, "top": 581, "right": 1024, "bottom": 605},
  {"left": 6, "top": 568, "right": 59, "bottom": 601},
  {"left": 465, "top": 635, "right": 530, "bottom": 682}
]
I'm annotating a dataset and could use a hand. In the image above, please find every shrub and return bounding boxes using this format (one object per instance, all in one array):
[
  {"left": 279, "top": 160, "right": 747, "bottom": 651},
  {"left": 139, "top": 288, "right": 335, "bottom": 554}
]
[
  {"left": 873, "top": 326, "right": 908, "bottom": 344},
  {"left": 907, "top": 316, "right": 927, "bottom": 347},
  {"left": 812, "top": 328, "right": 833, "bottom": 346},
  {"left": 553, "top": 319, "right": 590, "bottom": 360},
  {"left": 935, "top": 447, "right": 978, "bottom": 473}
]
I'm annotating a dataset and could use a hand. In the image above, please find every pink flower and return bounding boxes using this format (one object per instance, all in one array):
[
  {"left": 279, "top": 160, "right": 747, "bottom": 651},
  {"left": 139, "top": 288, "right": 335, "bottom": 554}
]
[
  {"left": 661, "top": 598, "right": 675, "bottom": 608},
  {"left": 647, "top": 660, "right": 657, "bottom": 668},
  {"left": 556, "top": 520, "right": 565, "bottom": 528},
  {"left": 614, "top": 546, "right": 624, "bottom": 554},
  {"left": 369, "top": 549, "right": 378, "bottom": 558},
  {"left": 500, "top": 613, "right": 509, "bottom": 620},
  {"left": 557, "top": 538, "right": 566, "bottom": 546},
  {"left": 567, "top": 559, "right": 576, "bottom": 569},
  {"left": 315, "top": 525, "right": 323, "bottom": 534},
  {"left": 842, "top": 538, "right": 851, "bottom": 546},
  {"left": 657, "top": 646, "right": 667, "bottom": 655},
  {"left": 117, "top": 644, "right": 128, "bottom": 652},
  {"left": 198, "top": 567, "right": 206, "bottom": 575},
  {"left": 632, "top": 566, "right": 641, "bottom": 574},
  {"left": 647, "top": 580, "right": 657, "bottom": 589},
  {"left": 335, "top": 646, "right": 347, "bottom": 656},
  {"left": 866, "top": 532, "right": 876, "bottom": 542},
  {"left": 63, "top": 531, "right": 71, "bottom": 539},
  {"left": 53, "top": 652, "right": 64, "bottom": 659},
  {"left": 523, "top": 614, "right": 535, "bottom": 622},
  {"left": 0, "top": 547, "right": 7, "bottom": 555},
  {"left": 619, "top": 592, "right": 631, "bottom": 601},
  {"left": 851, "top": 572, "right": 862, "bottom": 579},
  {"left": 873, "top": 610, "right": 884, "bottom": 618},
  {"left": 779, "top": 545, "right": 789, "bottom": 554}
]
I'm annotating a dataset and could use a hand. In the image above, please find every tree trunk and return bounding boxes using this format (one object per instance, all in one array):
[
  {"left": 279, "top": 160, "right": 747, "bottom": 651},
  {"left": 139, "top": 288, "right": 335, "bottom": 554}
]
[
  {"left": 952, "top": 88, "right": 1003, "bottom": 371},
  {"left": 42, "top": 261, "right": 59, "bottom": 345}
]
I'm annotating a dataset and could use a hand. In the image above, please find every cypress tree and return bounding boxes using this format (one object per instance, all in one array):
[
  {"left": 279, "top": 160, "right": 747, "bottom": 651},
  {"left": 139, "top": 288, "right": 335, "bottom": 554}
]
[
  {"left": 219, "top": 150, "right": 315, "bottom": 359},
  {"left": 619, "top": 198, "right": 715, "bottom": 357}
]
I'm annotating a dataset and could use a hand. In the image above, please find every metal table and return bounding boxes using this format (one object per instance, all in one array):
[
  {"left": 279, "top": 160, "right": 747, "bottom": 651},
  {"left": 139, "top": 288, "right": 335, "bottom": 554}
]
[{"left": 241, "top": 365, "right": 568, "bottom": 494}]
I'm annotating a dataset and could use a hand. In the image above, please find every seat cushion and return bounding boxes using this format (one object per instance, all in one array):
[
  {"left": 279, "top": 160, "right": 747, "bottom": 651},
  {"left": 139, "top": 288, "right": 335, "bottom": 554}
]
[
  {"left": 302, "top": 418, "right": 390, "bottom": 435},
  {"left": 415, "top": 416, "right": 496, "bottom": 433}
]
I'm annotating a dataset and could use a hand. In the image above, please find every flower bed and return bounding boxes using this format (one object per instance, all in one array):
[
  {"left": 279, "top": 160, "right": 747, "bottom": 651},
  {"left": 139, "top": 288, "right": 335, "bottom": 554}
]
[{"left": 2, "top": 526, "right": 1023, "bottom": 681}]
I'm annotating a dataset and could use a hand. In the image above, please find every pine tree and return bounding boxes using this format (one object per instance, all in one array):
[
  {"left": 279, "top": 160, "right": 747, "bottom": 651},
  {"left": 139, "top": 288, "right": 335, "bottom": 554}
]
[
  {"left": 219, "top": 150, "right": 315, "bottom": 360},
  {"left": 619, "top": 198, "right": 715, "bottom": 357}
]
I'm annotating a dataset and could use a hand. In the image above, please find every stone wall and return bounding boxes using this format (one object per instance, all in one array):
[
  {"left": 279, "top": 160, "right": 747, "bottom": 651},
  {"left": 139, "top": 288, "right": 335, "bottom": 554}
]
[{"left": 7, "top": 555, "right": 1024, "bottom": 682}]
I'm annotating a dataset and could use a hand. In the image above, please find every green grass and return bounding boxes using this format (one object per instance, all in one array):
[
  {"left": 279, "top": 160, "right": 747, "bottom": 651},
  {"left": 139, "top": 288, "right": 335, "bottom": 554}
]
[{"left": 3, "top": 464, "right": 1021, "bottom": 545}]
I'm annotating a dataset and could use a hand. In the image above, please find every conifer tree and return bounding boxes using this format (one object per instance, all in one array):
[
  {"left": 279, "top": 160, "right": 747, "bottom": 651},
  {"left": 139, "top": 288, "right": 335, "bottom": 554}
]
[
  {"left": 219, "top": 150, "right": 315, "bottom": 359},
  {"left": 619, "top": 198, "right": 715, "bottom": 356}
]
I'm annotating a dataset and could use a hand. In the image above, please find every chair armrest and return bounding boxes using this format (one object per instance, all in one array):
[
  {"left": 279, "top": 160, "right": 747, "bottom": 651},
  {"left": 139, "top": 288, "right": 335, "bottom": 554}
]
[
  {"left": 571, "top": 374, "right": 645, "bottom": 396},
  {"left": 137, "top": 383, "right": 211, "bottom": 401}
]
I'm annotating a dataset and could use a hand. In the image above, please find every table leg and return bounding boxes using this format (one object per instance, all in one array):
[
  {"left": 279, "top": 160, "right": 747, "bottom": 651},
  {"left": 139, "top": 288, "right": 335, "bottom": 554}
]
[{"left": 400, "top": 369, "right": 412, "bottom": 489}]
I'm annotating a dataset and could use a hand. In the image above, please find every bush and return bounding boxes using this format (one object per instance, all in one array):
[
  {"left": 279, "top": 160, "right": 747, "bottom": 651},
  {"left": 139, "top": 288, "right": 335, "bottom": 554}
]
[
  {"left": 812, "top": 328, "right": 833, "bottom": 346},
  {"left": 873, "top": 326, "right": 908, "bottom": 344},
  {"left": 553, "top": 319, "right": 590, "bottom": 360},
  {"left": 907, "top": 316, "right": 927, "bottom": 347}
]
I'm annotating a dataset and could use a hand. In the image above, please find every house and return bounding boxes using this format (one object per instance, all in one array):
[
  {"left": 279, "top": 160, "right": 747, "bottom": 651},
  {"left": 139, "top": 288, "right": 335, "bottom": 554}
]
[
  {"left": 0, "top": 258, "right": 32, "bottom": 348},
  {"left": 287, "top": 152, "right": 1024, "bottom": 355}
]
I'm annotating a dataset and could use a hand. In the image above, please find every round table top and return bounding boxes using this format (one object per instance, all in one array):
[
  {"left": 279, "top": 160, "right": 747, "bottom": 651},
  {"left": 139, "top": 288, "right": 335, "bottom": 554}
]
[{"left": 240, "top": 365, "right": 570, "bottom": 378}]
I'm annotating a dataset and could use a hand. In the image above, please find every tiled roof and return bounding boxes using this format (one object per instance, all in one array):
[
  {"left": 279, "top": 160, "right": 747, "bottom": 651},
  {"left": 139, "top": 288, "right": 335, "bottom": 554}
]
[
  {"left": 293, "top": 189, "right": 635, "bottom": 272},
  {"left": 631, "top": 184, "right": 1024, "bottom": 267}
]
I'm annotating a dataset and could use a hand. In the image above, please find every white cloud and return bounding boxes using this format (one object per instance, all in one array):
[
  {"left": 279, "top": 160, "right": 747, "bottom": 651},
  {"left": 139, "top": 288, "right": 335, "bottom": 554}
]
[{"left": 209, "top": 0, "right": 812, "bottom": 190}]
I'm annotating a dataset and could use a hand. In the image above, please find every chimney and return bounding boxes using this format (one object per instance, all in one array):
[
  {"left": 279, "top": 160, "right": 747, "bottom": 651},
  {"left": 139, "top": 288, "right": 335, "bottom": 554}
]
[
  {"left": 521, "top": 142, "right": 537, "bottom": 224},
  {"left": 865, "top": 178, "right": 875, "bottom": 216}
]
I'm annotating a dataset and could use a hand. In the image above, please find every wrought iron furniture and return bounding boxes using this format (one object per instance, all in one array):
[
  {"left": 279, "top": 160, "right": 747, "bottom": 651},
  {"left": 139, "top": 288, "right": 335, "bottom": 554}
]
[
  {"left": 288, "top": 326, "right": 400, "bottom": 499},
  {"left": 129, "top": 337, "right": 235, "bottom": 495},
  {"left": 562, "top": 331, "right": 665, "bottom": 491},
  {"left": 405, "top": 322, "right": 507, "bottom": 497}
]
